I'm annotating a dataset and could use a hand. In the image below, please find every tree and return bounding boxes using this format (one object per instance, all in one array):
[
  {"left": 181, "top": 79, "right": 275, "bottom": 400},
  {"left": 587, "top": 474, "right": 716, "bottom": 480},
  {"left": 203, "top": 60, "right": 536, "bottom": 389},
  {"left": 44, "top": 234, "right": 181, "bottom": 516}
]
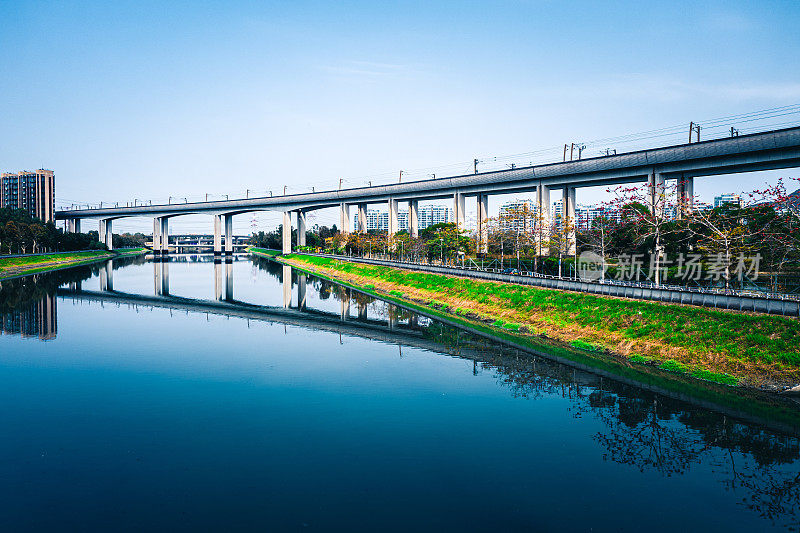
[{"left": 608, "top": 180, "right": 677, "bottom": 286}]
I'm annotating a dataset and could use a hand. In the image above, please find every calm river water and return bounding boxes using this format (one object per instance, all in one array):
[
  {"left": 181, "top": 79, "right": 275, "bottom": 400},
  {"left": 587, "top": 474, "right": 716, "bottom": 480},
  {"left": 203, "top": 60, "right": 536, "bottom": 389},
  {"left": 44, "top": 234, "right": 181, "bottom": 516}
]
[{"left": 0, "top": 254, "right": 799, "bottom": 531}]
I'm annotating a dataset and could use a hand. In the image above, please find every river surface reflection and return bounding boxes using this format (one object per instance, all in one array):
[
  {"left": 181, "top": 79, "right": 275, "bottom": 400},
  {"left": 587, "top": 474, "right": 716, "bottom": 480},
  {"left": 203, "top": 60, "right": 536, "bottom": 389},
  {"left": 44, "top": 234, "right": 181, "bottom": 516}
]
[{"left": 1, "top": 254, "right": 799, "bottom": 531}]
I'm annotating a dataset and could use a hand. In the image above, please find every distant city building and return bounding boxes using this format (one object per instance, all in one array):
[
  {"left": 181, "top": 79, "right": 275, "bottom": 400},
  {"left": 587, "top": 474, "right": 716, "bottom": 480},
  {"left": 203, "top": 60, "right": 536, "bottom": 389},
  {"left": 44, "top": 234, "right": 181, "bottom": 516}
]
[
  {"left": 0, "top": 169, "right": 55, "bottom": 223},
  {"left": 0, "top": 294, "right": 57, "bottom": 341},
  {"left": 353, "top": 205, "right": 450, "bottom": 232},
  {"left": 353, "top": 209, "right": 409, "bottom": 232},
  {"left": 714, "top": 193, "right": 742, "bottom": 208},
  {"left": 499, "top": 200, "right": 538, "bottom": 231},
  {"left": 418, "top": 205, "right": 451, "bottom": 229},
  {"left": 575, "top": 204, "right": 621, "bottom": 229}
]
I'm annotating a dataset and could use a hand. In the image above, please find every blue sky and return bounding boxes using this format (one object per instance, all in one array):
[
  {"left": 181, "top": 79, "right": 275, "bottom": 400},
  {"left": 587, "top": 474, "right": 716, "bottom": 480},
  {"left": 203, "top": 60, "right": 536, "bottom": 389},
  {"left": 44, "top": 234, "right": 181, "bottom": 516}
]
[{"left": 2, "top": 0, "right": 800, "bottom": 233}]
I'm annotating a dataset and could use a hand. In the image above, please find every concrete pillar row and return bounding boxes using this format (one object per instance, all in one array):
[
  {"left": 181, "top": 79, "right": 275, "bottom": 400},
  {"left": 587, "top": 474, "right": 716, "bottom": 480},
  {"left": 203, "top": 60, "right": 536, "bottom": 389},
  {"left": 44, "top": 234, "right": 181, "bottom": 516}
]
[
  {"left": 213, "top": 214, "right": 222, "bottom": 260},
  {"left": 339, "top": 203, "right": 351, "bottom": 235},
  {"left": 563, "top": 186, "right": 577, "bottom": 256},
  {"left": 536, "top": 183, "right": 551, "bottom": 256},
  {"left": 224, "top": 215, "right": 233, "bottom": 255},
  {"left": 677, "top": 176, "right": 694, "bottom": 219},
  {"left": 388, "top": 198, "right": 398, "bottom": 237},
  {"left": 282, "top": 211, "right": 292, "bottom": 254},
  {"left": 358, "top": 204, "right": 367, "bottom": 234},
  {"left": 453, "top": 192, "right": 466, "bottom": 228},
  {"left": 297, "top": 210, "right": 307, "bottom": 246},
  {"left": 409, "top": 200, "right": 419, "bottom": 239},
  {"left": 477, "top": 194, "right": 489, "bottom": 254}
]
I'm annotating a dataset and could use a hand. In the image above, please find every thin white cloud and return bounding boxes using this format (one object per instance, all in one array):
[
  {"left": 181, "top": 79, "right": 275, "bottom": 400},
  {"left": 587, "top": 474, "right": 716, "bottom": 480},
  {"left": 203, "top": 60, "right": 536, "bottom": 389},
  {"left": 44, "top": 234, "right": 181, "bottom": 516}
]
[{"left": 318, "top": 60, "right": 419, "bottom": 80}]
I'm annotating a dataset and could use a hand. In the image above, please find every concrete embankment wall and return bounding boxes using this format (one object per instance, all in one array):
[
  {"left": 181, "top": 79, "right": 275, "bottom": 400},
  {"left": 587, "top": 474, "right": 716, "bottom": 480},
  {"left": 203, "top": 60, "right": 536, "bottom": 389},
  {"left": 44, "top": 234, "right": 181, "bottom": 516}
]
[{"left": 307, "top": 253, "right": 800, "bottom": 318}]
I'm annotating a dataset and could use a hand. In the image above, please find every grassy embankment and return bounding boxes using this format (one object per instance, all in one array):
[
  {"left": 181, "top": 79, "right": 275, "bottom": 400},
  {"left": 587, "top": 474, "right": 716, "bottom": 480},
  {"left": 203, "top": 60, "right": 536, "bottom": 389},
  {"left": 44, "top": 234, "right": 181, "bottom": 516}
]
[
  {"left": 0, "top": 248, "right": 147, "bottom": 280},
  {"left": 249, "top": 248, "right": 800, "bottom": 391}
]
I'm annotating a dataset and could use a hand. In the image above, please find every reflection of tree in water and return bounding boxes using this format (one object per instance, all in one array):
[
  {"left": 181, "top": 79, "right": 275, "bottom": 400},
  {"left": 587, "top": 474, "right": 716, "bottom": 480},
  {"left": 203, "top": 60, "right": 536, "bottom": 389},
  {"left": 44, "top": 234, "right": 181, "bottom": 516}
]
[
  {"left": 0, "top": 263, "right": 98, "bottom": 312},
  {"left": 249, "top": 257, "right": 800, "bottom": 527},
  {"left": 428, "top": 329, "right": 800, "bottom": 528}
]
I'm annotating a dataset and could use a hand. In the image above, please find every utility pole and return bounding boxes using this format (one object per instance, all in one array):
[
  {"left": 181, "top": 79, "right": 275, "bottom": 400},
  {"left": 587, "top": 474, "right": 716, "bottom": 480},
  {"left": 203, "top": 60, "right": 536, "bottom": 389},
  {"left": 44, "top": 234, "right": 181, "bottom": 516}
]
[
  {"left": 730, "top": 127, "right": 739, "bottom": 137},
  {"left": 689, "top": 122, "right": 701, "bottom": 143},
  {"left": 474, "top": 159, "right": 479, "bottom": 174},
  {"left": 339, "top": 178, "right": 343, "bottom": 190},
  {"left": 563, "top": 144, "right": 569, "bottom": 162},
  {"left": 399, "top": 170, "right": 403, "bottom": 183}
]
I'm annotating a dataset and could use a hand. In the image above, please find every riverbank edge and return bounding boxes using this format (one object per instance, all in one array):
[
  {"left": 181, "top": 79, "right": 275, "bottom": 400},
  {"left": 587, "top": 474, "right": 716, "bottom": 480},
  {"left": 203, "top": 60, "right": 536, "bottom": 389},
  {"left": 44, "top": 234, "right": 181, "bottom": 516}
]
[
  {"left": 249, "top": 248, "right": 800, "bottom": 433},
  {"left": 0, "top": 248, "right": 148, "bottom": 281}
]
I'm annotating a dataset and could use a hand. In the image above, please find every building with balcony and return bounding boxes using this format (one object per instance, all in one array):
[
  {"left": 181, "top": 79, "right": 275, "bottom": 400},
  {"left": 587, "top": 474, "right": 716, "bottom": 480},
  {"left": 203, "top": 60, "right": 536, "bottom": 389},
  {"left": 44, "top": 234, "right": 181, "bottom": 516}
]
[{"left": 0, "top": 169, "right": 56, "bottom": 223}]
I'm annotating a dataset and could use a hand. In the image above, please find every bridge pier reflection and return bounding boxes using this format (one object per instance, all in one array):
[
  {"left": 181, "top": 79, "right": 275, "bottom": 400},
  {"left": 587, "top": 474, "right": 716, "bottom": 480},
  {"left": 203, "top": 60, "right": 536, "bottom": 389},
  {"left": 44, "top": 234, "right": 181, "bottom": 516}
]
[
  {"left": 154, "top": 261, "right": 170, "bottom": 296},
  {"left": 211, "top": 262, "right": 235, "bottom": 301},
  {"left": 99, "top": 260, "right": 114, "bottom": 292},
  {"left": 225, "top": 262, "right": 234, "bottom": 301},
  {"left": 282, "top": 265, "right": 292, "bottom": 308},
  {"left": 297, "top": 273, "right": 307, "bottom": 310}
]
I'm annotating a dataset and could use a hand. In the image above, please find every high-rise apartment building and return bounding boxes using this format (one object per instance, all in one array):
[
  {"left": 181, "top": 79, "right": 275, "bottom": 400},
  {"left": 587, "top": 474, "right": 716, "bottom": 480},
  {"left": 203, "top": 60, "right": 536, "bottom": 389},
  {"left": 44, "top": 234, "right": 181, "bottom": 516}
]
[
  {"left": 353, "top": 205, "right": 450, "bottom": 233},
  {"left": 0, "top": 169, "right": 56, "bottom": 223},
  {"left": 713, "top": 193, "right": 743, "bottom": 208}
]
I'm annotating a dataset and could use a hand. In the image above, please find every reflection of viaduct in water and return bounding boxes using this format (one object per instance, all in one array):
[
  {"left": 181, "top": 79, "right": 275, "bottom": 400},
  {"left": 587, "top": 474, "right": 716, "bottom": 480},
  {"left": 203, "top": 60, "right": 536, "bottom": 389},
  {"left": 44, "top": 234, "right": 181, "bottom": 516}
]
[
  {"left": 60, "top": 260, "right": 800, "bottom": 439},
  {"left": 55, "top": 286, "right": 442, "bottom": 353},
  {"left": 0, "top": 293, "right": 57, "bottom": 340},
  {"left": 36, "top": 260, "right": 800, "bottom": 527}
]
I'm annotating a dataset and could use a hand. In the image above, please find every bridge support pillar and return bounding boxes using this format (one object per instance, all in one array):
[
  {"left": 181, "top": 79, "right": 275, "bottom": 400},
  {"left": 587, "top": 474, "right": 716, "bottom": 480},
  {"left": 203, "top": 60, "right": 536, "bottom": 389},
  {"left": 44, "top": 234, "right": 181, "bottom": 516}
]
[
  {"left": 99, "top": 219, "right": 113, "bottom": 250},
  {"left": 453, "top": 192, "right": 465, "bottom": 228},
  {"left": 477, "top": 194, "right": 489, "bottom": 254},
  {"left": 677, "top": 176, "right": 694, "bottom": 219},
  {"left": 297, "top": 210, "right": 307, "bottom": 246},
  {"left": 224, "top": 214, "right": 233, "bottom": 257},
  {"left": 160, "top": 217, "right": 169, "bottom": 258},
  {"left": 68, "top": 219, "right": 81, "bottom": 234},
  {"left": 357, "top": 204, "right": 367, "bottom": 234},
  {"left": 153, "top": 218, "right": 162, "bottom": 258},
  {"left": 563, "top": 186, "right": 576, "bottom": 255},
  {"left": 213, "top": 214, "right": 223, "bottom": 261},
  {"left": 648, "top": 171, "right": 666, "bottom": 219},
  {"left": 409, "top": 200, "right": 419, "bottom": 239},
  {"left": 535, "top": 183, "right": 550, "bottom": 256},
  {"left": 339, "top": 203, "right": 350, "bottom": 235},
  {"left": 388, "top": 198, "right": 398, "bottom": 238},
  {"left": 282, "top": 211, "right": 292, "bottom": 254}
]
